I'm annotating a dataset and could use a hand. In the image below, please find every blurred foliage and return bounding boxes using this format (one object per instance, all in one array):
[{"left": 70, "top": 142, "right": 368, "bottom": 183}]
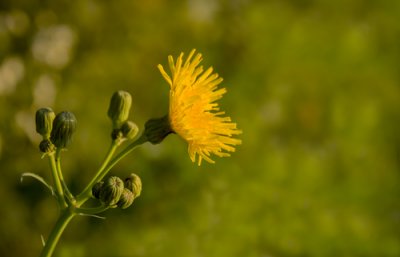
[{"left": 0, "top": 0, "right": 399, "bottom": 256}]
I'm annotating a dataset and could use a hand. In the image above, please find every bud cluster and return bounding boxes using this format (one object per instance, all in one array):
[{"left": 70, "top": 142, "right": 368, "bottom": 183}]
[
  {"left": 35, "top": 108, "right": 77, "bottom": 153},
  {"left": 107, "top": 90, "right": 139, "bottom": 142},
  {"left": 92, "top": 173, "right": 142, "bottom": 209}
]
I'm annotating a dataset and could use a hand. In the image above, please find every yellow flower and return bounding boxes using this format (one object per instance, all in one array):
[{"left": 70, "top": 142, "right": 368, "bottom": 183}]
[{"left": 157, "top": 49, "right": 242, "bottom": 165}]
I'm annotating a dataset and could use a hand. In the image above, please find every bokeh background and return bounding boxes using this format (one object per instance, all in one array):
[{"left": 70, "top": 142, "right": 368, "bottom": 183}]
[{"left": 1, "top": 0, "right": 399, "bottom": 256}]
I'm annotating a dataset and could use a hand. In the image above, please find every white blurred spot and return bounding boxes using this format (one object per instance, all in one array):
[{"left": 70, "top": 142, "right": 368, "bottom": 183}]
[
  {"left": 15, "top": 111, "right": 40, "bottom": 143},
  {"left": 260, "top": 100, "right": 283, "bottom": 125},
  {"left": 32, "top": 25, "right": 77, "bottom": 69},
  {"left": 188, "top": 0, "right": 218, "bottom": 22},
  {"left": 33, "top": 74, "right": 56, "bottom": 107},
  {"left": 142, "top": 142, "right": 164, "bottom": 159},
  {"left": 0, "top": 56, "right": 25, "bottom": 95}
]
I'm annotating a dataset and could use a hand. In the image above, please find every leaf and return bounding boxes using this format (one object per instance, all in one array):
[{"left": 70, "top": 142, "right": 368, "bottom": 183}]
[
  {"left": 20, "top": 172, "right": 55, "bottom": 197},
  {"left": 77, "top": 213, "right": 107, "bottom": 220},
  {"left": 41, "top": 235, "right": 46, "bottom": 246}
]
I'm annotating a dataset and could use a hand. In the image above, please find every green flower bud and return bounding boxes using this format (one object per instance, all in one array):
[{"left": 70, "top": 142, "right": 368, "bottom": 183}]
[
  {"left": 92, "top": 181, "right": 104, "bottom": 199},
  {"left": 124, "top": 173, "right": 142, "bottom": 198},
  {"left": 121, "top": 121, "right": 139, "bottom": 140},
  {"left": 99, "top": 176, "right": 124, "bottom": 206},
  {"left": 111, "top": 129, "right": 123, "bottom": 141},
  {"left": 35, "top": 108, "right": 55, "bottom": 139},
  {"left": 117, "top": 188, "right": 135, "bottom": 209},
  {"left": 108, "top": 90, "right": 132, "bottom": 129},
  {"left": 39, "top": 139, "right": 55, "bottom": 153},
  {"left": 144, "top": 115, "right": 172, "bottom": 144},
  {"left": 50, "top": 111, "right": 77, "bottom": 149}
]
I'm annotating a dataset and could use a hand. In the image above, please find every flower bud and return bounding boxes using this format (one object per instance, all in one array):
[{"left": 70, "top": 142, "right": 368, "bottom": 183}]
[
  {"left": 124, "top": 173, "right": 142, "bottom": 198},
  {"left": 35, "top": 108, "right": 55, "bottom": 139},
  {"left": 111, "top": 129, "right": 123, "bottom": 141},
  {"left": 50, "top": 111, "right": 77, "bottom": 149},
  {"left": 92, "top": 181, "right": 104, "bottom": 199},
  {"left": 107, "top": 90, "right": 132, "bottom": 129},
  {"left": 144, "top": 115, "right": 172, "bottom": 144},
  {"left": 99, "top": 176, "right": 124, "bottom": 206},
  {"left": 117, "top": 188, "right": 135, "bottom": 209},
  {"left": 121, "top": 121, "right": 139, "bottom": 140},
  {"left": 39, "top": 139, "right": 55, "bottom": 153}
]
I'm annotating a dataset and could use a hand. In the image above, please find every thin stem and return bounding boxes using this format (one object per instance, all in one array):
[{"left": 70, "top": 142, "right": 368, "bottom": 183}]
[
  {"left": 48, "top": 154, "right": 67, "bottom": 209},
  {"left": 75, "top": 205, "right": 110, "bottom": 215},
  {"left": 39, "top": 209, "right": 75, "bottom": 257},
  {"left": 76, "top": 140, "right": 119, "bottom": 205},
  {"left": 101, "top": 134, "right": 147, "bottom": 181},
  {"left": 38, "top": 134, "right": 147, "bottom": 257},
  {"left": 76, "top": 135, "right": 147, "bottom": 206},
  {"left": 55, "top": 149, "right": 75, "bottom": 203}
]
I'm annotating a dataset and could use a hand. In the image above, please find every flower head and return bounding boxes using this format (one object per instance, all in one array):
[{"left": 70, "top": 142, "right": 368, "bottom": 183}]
[{"left": 158, "top": 49, "right": 242, "bottom": 165}]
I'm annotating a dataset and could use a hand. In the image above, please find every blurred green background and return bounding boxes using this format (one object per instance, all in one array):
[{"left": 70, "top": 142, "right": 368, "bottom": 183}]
[{"left": 1, "top": 0, "right": 399, "bottom": 256}]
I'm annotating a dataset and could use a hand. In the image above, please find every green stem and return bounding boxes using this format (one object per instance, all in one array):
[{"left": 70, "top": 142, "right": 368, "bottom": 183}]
[
  {"left": 48, "top": 154, "right": 67, "bottom": 209},
  {"left": 55, "top": 149, "right": 75, "bottom": 203},
  {"left": 76, "top": 140, "right": 119, "bottom": 205},
  {"left": 39, "top": 210, "right": 75, "bottom": 257},
  {"left": 101, "top": 134, "right": 147, "bottom": 181},
  {"left": 39, "top": 134, "right": 147, "bottom": 257},
  {"left": 76, "top": 135, "right": 147, "bottom": 206}
]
